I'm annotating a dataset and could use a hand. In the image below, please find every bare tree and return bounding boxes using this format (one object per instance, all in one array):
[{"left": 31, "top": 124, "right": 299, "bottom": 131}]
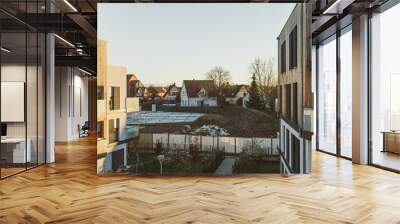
[
  {"left": 249, "top": 58, "right": 277, "bottom": 109},
  {"left": 206, "top": 66, "right": 232, "bottom": 89}
]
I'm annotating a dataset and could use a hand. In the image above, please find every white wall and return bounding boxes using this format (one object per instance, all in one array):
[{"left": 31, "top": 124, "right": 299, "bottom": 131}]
[
  {"left": 181, "top": 84, "right": 217, "bottom": 107},
  {"left": 55, "top": 67, "right": 89, "bottom": 141},
  {"left": 180, "top": 85, "right": 188, "bottom": 106}
]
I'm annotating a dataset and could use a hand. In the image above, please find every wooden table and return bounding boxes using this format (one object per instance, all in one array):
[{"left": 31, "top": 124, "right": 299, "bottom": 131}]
[{"left": 382, "top": 131, "right": 400, "bottom": 154}]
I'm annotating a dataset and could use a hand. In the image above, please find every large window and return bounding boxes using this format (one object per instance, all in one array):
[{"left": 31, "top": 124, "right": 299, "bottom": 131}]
[
  {"left": 316, "top": 26, "right": 352, "bottom": 159},
  {"left": 97, "top": 121, "right": 104, "bottom": 139},
  {"left": 109, "top": 119, "right": 120, "bottom": 144},
  {"left": 97, "top": 86, "right": 104, "bottom": 100},
  {"left": 293, "top": 83, "right": 298, "bottom": 124},
  {"left": 289, "top": 26, "right": 297, "bottom": 69},
  {"left": 281, "top": 41, "right": 286, "bottom": 73},
  {"left": 339, "top": 28, "right": 352, "bottom": 158},
  {"left": 109, "top": 87, "right": 120, "bottom": 111},
  {"left": 285, "top": 84, "right": 291, "bottom": 120},
  {"left": 317, "top": 36, "right": 337, "bottom": 154},
  {"left": 370, "top": 3, "right": 400, "bottom": 171}
]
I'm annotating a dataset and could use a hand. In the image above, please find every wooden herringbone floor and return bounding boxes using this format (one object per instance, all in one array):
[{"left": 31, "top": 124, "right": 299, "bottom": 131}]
[{"left": 1, "top": 137, "right": 400, "bottom": 224}]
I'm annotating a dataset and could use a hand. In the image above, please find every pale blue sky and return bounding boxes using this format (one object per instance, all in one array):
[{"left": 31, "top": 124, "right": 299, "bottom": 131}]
[{"left": 98, "top": 4, "right": 295, "bottom": 85}]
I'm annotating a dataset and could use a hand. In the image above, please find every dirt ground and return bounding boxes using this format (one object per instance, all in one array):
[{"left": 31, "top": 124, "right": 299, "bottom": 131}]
[{"left": 139, "top": 105, "right": 279, "bottom": 138}]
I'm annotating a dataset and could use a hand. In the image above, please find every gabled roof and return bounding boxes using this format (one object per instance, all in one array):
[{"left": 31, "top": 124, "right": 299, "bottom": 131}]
[
  {"left": 163, "top": 83, "right": 181, "bottom": 97},
  {"left": 148, "top": 86, "right": 166, "bottom": 95},
  {"left": 183, "top": 80, "right": 217, "bottom": 97},
  {"left": 127, "top": 74, "right": 137, "bottom": 81},
  {"left": 128, "top": 79, "right": 144, "bottom": 86},
  {"left": 221, "top": 85, "right": 248, "bottom": 97}
]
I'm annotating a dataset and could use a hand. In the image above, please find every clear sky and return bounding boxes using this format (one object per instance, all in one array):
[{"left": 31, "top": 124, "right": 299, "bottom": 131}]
[{"left": 98, "top": 3, "right": 295, "bottom": 86}]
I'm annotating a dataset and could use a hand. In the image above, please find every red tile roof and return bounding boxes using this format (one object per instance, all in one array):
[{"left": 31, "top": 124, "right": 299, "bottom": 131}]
[
  {"left": 183, "top": 80, "right": 217, "bottom": 97},
  {"left": 148, "top": 86, "right": 166, "bottom": 95},
  {"left": 127, "top": 74, "right": 137, "bottom": 81},
  {"left": 221, "top": 85, "right": 248, "bottom": 97}
]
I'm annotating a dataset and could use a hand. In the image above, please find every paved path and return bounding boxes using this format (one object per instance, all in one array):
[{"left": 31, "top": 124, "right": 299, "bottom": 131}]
[{"left": 214, "top": 157, "right": 236, "bottom": 175}]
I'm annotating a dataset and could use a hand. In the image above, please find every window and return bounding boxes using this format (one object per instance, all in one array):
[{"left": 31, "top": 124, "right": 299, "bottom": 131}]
[
  {"left": 97, "top": 86, "right": 104, "bottom": 100},
  {"left": 291, "top": 134, "right": 300, "bottom": 173},
  {"left": 293, "top": 83, "right": 298, "bottom": 124},
  {"left": 339, "top": 28, "right": 352, "bottom": 158},
  {"left": 289, "top": 26, "right": 298, "bottom": 69},
  {"left": 279, "top": 86, "right": 283, "bottom": 113},
  {"left": 370, "top": 4, "right": 400, "bottom": 171},
  {"left": 317, "top": 36, "right": 337, "bottom": 154},
  {"left": 112, "top": 149, "right": 124, "bottom": 171},
  {"left": 97, "top": 121, "right": 104, "bottom": 139},
  {"left": 281, "top": 41, "right": 286, "bottom": 73},
  {"left": 109, "top": 87, "right": 120, "bottom": 110},
  {"left": 285, "top": 84, "right": 291, "bottom": 120},
  {"left": 109, "top": 119, "right": 119, "bottom": 144}
]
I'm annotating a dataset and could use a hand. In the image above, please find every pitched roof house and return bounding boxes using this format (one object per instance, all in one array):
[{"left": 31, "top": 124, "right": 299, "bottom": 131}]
[
  {"left": 163, "top": 83, "right": 181, "bottom": 105},
  {"left": 180, "top": 80, "right": 218, "bottom": 107},
  {"left": 220, "top": 85, "right": 249, "bottom": 106},
  {"left": 127, "top": 75, "right": 147, "bottom": 99},
  {"left": 147, "top": 86, "right": 167, "bottom": 99}
]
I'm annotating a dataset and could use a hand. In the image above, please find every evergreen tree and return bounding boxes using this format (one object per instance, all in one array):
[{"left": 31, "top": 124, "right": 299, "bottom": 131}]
[{"left": 246, "top": 74, "right": 263, "bottom": 110}]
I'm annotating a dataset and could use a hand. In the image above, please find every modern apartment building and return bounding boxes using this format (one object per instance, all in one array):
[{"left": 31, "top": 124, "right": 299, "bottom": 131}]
[
  {"left": 97, "top": 40, "right": 139, "bottom": 173},
  {"left": 277, "top": 3, "right": 313, "bottom": 174}
]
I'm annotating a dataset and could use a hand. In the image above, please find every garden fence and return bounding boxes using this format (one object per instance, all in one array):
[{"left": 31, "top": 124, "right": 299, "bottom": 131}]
[{"left": 134, "top": 133, "right": 280, "bottom": 156}]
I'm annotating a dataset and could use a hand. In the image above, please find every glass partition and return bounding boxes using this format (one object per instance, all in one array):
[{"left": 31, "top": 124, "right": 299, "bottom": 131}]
[
  {"left": 1, "top": 31, "right": 28, "bottom": 178},
  {"left": 27, "top": 31, "right": 38, "bottom": 169},
  {"left": 0, "top": 2, "right": 46, "bottom": 179},
  {"left": 37, "top": 32, "right": 46, "bottom": 165}
]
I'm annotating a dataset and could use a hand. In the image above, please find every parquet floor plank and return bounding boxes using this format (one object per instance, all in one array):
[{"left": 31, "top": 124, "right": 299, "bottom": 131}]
[{"left": 1, "top": 136, "right": 400, "bottom": 223}]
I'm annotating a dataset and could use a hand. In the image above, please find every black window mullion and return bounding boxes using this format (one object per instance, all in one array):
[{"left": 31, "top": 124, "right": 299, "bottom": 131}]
[
  {"left": 25, "top": 0, "right": 28, "bottom": 171},
  {"left": 316, "top": 45, "right": 319, "bottom": 151},
  {"left": 336, "top": 31, "right": 341, "bottom": 157},
  {"left": 367, "top": 12, "right": 373, "bottom": 165},
  {"left": 36, "top": 0, "right": 39, "bottom": 167}
]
